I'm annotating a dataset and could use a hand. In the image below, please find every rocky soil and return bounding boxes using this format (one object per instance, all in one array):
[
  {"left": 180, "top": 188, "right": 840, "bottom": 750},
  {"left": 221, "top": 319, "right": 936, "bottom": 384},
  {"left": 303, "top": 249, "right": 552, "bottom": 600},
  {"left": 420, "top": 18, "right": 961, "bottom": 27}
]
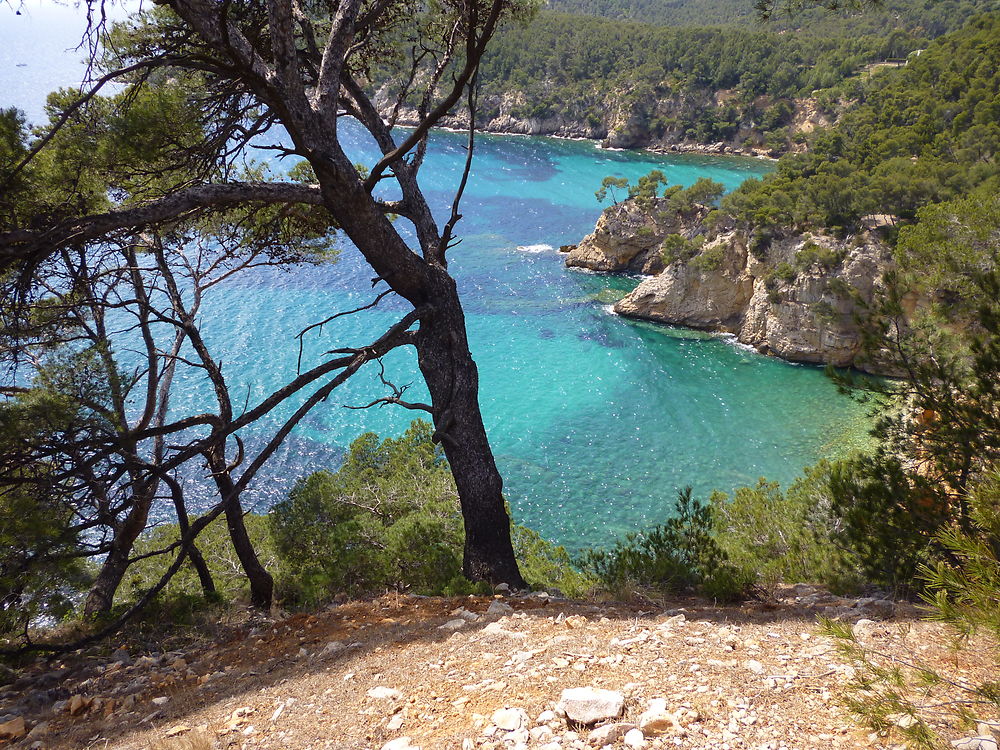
[{"left": 1, "top": 586, "right": 995, "bottom": 750}]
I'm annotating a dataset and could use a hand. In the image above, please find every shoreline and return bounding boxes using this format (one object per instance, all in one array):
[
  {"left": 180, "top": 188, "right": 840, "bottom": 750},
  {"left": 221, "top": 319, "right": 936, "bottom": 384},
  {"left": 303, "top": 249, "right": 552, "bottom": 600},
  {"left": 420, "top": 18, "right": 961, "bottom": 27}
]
[{"left": 396, "top": 117, "right": 781, "bottom": 162}]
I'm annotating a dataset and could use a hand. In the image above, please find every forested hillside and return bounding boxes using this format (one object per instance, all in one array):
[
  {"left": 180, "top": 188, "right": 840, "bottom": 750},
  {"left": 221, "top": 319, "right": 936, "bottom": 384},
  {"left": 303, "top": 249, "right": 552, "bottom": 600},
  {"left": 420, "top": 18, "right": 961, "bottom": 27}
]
[
  {"left": 456, "top": 0, "right": 999, "bottom": 151},
  {"left": 546, "top": 0, "right": 998, "bottom": 34},
  {"left": 724, "top": 13, "right": 1000, "bottom": 231}
]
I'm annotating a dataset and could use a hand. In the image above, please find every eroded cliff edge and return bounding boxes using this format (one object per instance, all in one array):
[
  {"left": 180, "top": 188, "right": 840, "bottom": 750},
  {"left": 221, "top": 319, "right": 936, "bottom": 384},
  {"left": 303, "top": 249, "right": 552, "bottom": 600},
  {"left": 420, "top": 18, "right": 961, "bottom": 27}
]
[{"left": 566, "top": 198, "right": 900, "bottom": 373}]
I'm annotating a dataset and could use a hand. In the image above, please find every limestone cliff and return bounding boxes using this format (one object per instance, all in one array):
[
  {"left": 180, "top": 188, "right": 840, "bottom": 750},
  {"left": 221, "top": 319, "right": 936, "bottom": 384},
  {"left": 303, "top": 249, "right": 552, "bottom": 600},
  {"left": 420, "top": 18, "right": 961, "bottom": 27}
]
[
  {"left": 380, "top": 83, "right": 836, "bottom": 157},
  {"left": 564, "top": 198, "right": 709, "bottom": 275},
  {"left": 569, "top": 201, "right": 897, "bottom": 372}
]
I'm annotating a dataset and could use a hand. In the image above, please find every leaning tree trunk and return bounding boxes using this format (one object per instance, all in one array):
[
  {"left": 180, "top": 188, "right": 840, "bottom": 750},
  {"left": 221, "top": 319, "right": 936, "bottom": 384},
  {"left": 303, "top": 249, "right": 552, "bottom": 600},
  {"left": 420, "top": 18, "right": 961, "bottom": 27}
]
[
  {"left": 84, "top": 496, "right": 153, "bottom": 616},
  {"left": 416, "top": 270, "right": 527, "bottom": 587},
  {"left": 205, "top": 452, "right": 274, "bottom": 609}
]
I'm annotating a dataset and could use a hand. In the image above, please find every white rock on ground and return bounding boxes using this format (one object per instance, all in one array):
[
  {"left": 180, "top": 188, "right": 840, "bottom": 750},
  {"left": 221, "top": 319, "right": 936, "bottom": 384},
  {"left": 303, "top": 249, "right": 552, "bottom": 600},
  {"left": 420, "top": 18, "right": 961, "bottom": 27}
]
[
  {"left": 367, "top": 687, "right": 403, "bottom": 700},
  {"left": 381, "top": 737, "right": 420, "bottom": 750},
  {"left": 486, "top": 600, "right": 514, "bottom": 617},
  {"left": 638, "top": 698, "right": 679, "bottom": 735},
  {"left": 557, "top": 687, "right": 625, "bottom": 725},
  {"left": 951, "top": 738, "right": 999, "bottom": 750},
  {"left": 588, "top": 722, "right": 636, "bottom": 746},
  {"left": 624, "top": 727, "right": 647, "bottom": 748},
  {"left": 491, "top": 707, "right": 528, "bottom": 731}
]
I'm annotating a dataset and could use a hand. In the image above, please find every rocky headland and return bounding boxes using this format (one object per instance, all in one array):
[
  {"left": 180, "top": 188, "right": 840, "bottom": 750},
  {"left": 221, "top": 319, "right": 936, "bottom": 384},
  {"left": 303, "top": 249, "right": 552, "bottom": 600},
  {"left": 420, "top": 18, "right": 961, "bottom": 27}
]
[{"left": 565, "top": 198, "right": 901, "bottom": 373}]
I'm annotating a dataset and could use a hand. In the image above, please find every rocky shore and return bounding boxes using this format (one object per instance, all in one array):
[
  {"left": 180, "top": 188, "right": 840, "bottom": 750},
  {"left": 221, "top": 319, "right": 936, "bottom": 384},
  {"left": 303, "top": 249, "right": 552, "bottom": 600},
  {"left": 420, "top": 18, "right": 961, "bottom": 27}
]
[
  {"left": 380, "top": 87, "right": 832, "bottom": 157},
  {"left": 565, "top": 199, "right": 901, "bottom": 373}
]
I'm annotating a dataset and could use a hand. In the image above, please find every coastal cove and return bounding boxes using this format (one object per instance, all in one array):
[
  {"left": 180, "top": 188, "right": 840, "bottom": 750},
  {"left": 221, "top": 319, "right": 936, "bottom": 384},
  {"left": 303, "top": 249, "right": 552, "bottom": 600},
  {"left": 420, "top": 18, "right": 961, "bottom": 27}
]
[
  {"left": 1, "top": 10, "right": 871, "bottom": 551},
  {"left": 182, "top": 123, "right": 873, "bottom": 550}
]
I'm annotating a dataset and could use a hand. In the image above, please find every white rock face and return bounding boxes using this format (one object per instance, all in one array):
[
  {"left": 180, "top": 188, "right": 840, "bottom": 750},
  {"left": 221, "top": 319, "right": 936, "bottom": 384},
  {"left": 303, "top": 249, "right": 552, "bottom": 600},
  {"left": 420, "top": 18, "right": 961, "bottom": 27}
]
[
  {"left": 614, "top": 231, "right": 753, "bottom": 329},
  {"left": 566, "top": 198, "right": 707, "bottom": 274},
  {"left": 557, "top": 687, "right": 625, "bottom": 725},
  {"left": 612, "top": 229, "right": 900, "bottom": 373}
]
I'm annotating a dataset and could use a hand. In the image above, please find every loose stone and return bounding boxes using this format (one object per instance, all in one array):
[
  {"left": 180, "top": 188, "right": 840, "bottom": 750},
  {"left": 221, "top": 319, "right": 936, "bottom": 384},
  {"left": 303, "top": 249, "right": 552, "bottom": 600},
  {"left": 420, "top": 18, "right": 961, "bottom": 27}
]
[{"left": 557, "top": 687, "right": 625, "bottom": 725}]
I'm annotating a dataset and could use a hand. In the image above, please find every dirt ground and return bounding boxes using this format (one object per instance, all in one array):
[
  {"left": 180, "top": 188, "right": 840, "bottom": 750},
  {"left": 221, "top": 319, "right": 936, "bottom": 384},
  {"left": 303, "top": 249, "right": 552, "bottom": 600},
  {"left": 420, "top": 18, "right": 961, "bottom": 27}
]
[{"left": 0, "top": 587, "right": 995, "bottom": 750}]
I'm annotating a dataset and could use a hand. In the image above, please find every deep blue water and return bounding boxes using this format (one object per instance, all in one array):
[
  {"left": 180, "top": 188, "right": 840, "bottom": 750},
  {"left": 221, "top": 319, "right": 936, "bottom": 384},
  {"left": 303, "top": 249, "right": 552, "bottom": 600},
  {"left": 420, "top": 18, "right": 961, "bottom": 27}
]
[{"left": 1, "top": 5, "right": 871, "bottom": 549}]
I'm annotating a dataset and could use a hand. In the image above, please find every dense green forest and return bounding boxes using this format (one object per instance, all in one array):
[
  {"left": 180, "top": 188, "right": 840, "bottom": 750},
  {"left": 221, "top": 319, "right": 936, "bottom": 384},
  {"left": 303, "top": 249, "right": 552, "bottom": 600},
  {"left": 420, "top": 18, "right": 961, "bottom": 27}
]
[
  {"left": 723, "top": 13, "right": 1000, "bottom": 231},
  {"left": 469, "top": 0, "right": 999, "bottom": 149},
  {"left": 546, "top": 0, "right": 999, "bottom": 34},
  {"left": 482, "top": 12, "right": 914, "bottom": 101}
]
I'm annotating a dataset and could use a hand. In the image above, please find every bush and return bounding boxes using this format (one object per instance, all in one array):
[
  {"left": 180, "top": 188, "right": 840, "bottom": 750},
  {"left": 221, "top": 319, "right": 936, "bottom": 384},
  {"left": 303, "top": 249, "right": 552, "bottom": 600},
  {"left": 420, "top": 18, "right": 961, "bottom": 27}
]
[
  {"left": 582, "top": 488, "right": 750, "bottom": 602},
  {"left": 660, "top": 233, "right": 703, "bottom": 265},
  {"left": 269, "top": 420, "right": 593, "bottom": 604},
  {"left": 269, "top": 421, "right": 471, "bottom": 603},
  {"left": 124, "top": 513, "right": 280, "bottom": 607},
  {"left": 748, "top": 229, "right": 774, "bottom": 261},
  {"left": 512, "top": 525, "right": 596, "bottom": 599},
  {"left": 772, "top": 261, "right": 798, "bottom": 284},
  {"left": 825, "top": 472, "right": 1000, "bottom": 749},
  {"left": 795, "top": 240, "right": 845, "bottom": 271},
  {"left": 828, "top": 454, "right": 950, "bottom": 595},
  {"left": 121, "top": 421, "right": 594, "bottom": 614},
  {"left": 710, "top": 463, "right": 863, "bottom": 594},
  {"left": 689, "top": 243, "right": 727, "bottom": 272}
]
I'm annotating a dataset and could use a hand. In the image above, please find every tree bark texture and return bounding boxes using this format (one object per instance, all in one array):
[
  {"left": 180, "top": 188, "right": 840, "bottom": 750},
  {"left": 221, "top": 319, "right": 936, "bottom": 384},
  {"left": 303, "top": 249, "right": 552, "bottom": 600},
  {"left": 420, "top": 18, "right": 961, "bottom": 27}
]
[
  {"left": 416, "top": 270, "right": 527, "bottom": 586},
  {"left": 84, "top": 497, "right": 153, "bottom": 616}
]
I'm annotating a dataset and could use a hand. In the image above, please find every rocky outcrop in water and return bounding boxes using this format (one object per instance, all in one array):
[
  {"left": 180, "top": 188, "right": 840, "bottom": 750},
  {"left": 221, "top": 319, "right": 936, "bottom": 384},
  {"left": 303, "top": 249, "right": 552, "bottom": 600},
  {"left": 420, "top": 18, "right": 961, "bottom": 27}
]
[
  {"left": 570, "top": 201, "right": 897, "bottom": 372},
  {"left": 564, "top": 198, "right": 710, "bottom": 275}
]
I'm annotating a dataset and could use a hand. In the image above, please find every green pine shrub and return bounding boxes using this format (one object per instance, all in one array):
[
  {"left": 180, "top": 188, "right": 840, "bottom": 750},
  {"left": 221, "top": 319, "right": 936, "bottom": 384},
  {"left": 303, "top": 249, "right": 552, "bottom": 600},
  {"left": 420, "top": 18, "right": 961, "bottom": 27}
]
[
  {"left": 824, "top": 472, "right": 1000, "bottom": 749},
  {"left": 269, "top": 420, "right": 478, "bottom": 603},
  {"left": 710, "top": 463, "right": 864, "bottom": 595},
  {"left": 582, "top": 488, "right": 751, "bottom": 602},
  {"left": 120, "top": 421, "right": 592, "bottom": 614}
]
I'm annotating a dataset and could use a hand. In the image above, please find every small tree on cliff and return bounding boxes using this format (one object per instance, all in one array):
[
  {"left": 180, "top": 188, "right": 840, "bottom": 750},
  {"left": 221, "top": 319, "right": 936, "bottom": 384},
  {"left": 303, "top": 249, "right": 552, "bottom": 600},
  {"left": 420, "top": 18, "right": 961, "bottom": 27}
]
[
  {"left": 1, "top": 0, "right": 532, "bottom": 606},
  {"left": 595, "top": 176, "right": 629, "bottom": 204}
]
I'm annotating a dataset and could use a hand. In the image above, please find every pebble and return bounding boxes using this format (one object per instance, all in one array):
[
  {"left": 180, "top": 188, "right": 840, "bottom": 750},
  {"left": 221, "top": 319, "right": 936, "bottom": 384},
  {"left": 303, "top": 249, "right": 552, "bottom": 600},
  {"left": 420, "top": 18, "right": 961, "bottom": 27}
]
[
  {"left": 381, "top": 737, "right": 420, "bottom": 750},
  {"left": 588, "top": 722, "right": 636, "bottom": 746},
  {"left": 0, "top": 716, "right": 25, "bottom": 740},
  {"left": 638, "top": 698, "right": 679, "bottom": 735},
  {"left": 367, "top": 687, "right": 403, "bottom": 701},
  {"left": 952, "top": 739, "right": 1000, "bottom": 750},
  {"left": 491, "top": 707, "right": 528, "bottom": 731},
  {"left": 624, "top": 727, "right": 647, "bottom": 748},
  {"left": 112, "top": 648, "right": 133, "bottom": 666},
  {"left": 486, "top": 600, "right": 514, "bottom": 618},
  {"left": 387, "top": 714, "right": 405, "bottom": 731}
]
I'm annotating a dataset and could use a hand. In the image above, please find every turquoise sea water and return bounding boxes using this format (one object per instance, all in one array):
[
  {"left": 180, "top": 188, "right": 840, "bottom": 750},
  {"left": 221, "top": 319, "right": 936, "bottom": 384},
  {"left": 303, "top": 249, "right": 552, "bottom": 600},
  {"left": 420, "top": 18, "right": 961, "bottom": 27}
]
[{"left": 2, "top": 5, "right": 871, "bottom": 549}]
